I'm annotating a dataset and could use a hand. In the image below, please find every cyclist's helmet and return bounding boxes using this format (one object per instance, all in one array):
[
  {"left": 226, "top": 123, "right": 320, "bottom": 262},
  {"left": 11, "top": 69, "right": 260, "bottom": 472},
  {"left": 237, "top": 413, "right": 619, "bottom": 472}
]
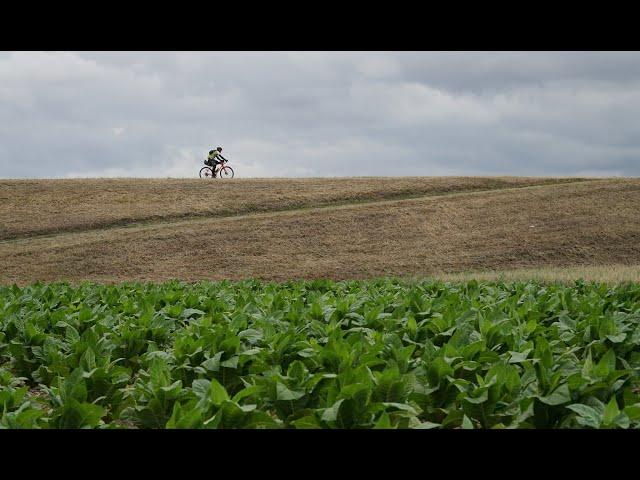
[{"left": 217, "top": 147, "right": 223, "bottom": 152}]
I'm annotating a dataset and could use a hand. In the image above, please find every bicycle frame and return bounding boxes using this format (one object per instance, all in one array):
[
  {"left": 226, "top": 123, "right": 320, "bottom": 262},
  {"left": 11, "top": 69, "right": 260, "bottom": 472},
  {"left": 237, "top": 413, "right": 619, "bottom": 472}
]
[{"left": 215, "top": 159, "right": 231, "bottom": 174}]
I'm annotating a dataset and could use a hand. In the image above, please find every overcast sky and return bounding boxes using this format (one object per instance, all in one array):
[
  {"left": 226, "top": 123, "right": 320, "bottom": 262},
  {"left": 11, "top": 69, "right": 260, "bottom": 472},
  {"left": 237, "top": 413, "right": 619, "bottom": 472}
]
[{"left": 1, "top": 51, "right": 639, "bottom": 178}]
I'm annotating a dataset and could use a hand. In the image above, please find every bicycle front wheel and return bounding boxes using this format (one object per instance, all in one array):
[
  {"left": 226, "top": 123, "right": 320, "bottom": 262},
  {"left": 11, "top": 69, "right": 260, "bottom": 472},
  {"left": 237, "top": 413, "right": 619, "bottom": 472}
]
[
  {"left": 218, "top": 166, "right": 234, "bottom": 179},
  {"left": 199, "top": 167, "right": 214, "bottom": 178}
]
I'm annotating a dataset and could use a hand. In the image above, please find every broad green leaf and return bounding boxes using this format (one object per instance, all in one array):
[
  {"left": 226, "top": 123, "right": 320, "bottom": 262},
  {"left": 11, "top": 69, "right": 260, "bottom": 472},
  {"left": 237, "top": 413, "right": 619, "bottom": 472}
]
[
  {"left": 232, "top": 385, "right": 262, "bottom": 404},
  {"left": 238, "top": 329, "right": 263, "bottom": 344},
  {"left": 462, "top": 415, "right": 474, "bottom": 429},
  {"left": 508, "top": 349, "right": 532, "bottom": 364},
  {"left": 291, "top": 415, "right": 322, "bottom": 429},
  {"left": 192, "top": 379, "right": 210, "bottom": 400},
  {"left": 382, "top": 402, "right": 418, "bottom": 416},
  {"left": 321, "top": 399, "right": 345, "bottom": 423},
  {"left": 202, "top": 352, "right": 224, "bottom": 372},
  {"left": 373, "top": 412, "right": 393, "bottom": 429},
  {"left": 603, "top": 397, "right": 621, "bottom": 427},
  {"left": 623, "top": 404, "right": 640, "bottom": 421},
  {"left": 464, "top": 389, "right": 489, "bottom": 405},
  {"left": 567, "top": 404, "right": 601, "bottom": 428},
  {"left": 220, "top": 356, "right": 239, "bottom": 369},
  {"left": 208, "top": 378, "right": 230, "bottom": 406},
  {"left": 593, "top": 349, "right": 616, "bottom": 378},
  {"left": 276, "top": 383, "right": 305, "bottom": 401},
  {"left": 166, "top": 402, "right": 203, "bottom": 429},
  {"left": 413, "top": 421, "right": 441, "bottom": 429},
  {"left": 181, "top": 308, "right": 205, "bottom": 319},
  {"left": 216, "top": 401, "right": 247, "bottom": 429},
  {"left": 538, "top": 383, "right": 571, "bottom": 406}
]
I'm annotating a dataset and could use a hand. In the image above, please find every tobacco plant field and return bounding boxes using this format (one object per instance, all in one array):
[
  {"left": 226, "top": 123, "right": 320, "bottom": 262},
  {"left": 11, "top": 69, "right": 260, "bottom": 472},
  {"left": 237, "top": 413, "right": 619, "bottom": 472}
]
[{"left": 1, "top": 279, "right": 640, "bottom": 429}]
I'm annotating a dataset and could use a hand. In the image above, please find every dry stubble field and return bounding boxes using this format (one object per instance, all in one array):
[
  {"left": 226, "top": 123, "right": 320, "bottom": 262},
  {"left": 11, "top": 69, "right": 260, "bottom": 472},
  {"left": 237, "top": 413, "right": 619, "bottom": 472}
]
[
  {"left": 0, "top": 176, "right": 579, "bottom": 240},
  {"left": 1, "top": 176, "right": 639, "bottom": 285}
]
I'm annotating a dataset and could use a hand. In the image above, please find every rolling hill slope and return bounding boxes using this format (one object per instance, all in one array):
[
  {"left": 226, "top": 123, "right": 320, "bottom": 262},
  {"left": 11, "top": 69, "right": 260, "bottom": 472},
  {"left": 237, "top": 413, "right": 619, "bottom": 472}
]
[
  {"left": 1, "top": 177, "right": 639, "bottom": 285},
  {"left": 0, "top": 177, "right": 581, "bottom": 240}
]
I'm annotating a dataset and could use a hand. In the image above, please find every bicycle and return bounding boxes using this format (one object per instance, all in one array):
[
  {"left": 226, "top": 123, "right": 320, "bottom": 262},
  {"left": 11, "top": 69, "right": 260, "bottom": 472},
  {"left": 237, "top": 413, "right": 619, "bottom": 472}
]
[{"left": 199, "top": 158, "right": 234, "bottom": 179}]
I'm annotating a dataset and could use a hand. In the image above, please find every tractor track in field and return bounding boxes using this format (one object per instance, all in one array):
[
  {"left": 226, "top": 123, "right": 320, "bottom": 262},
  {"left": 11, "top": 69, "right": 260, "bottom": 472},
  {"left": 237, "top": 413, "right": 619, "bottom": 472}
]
[{"left": 0, "top": 178, "right": 600, "bottom": 248}]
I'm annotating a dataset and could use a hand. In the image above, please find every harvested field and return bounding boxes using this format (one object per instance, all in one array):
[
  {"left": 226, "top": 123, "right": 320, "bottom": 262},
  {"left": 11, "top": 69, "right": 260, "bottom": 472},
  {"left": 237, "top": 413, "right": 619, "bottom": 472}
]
[
  {"left": 1, "top": 177, "right": 638, "bottom": 285},
  {"left": 0, "top": 176, "right": 583, "bottom": 240},
  {"left": 437, "top": 264, "right": 640, "bottom": 284}
]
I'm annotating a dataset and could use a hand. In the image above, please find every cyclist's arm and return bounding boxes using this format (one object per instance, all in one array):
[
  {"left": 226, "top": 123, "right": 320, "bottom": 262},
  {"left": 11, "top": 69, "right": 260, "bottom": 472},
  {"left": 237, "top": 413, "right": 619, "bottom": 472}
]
[{"left": 219, "top": 155, "right": 228, "bottom": 162}]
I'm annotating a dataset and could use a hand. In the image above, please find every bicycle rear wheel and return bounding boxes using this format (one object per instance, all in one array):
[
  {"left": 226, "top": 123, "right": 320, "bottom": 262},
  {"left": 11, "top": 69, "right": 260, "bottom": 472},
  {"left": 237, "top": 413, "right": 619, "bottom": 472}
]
[
  {"left": 199, "top": 167, "right": 214, "bottom": 178},
  {"left": 218, "top": 166, "right": 234, "bottom": 179}
]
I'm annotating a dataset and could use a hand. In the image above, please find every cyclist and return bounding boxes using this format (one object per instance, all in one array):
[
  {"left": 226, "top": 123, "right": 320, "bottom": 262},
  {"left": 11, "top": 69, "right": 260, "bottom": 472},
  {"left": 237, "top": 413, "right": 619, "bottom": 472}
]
[{"left": 206, "top": 146, "right": 228, "bottom": 177}]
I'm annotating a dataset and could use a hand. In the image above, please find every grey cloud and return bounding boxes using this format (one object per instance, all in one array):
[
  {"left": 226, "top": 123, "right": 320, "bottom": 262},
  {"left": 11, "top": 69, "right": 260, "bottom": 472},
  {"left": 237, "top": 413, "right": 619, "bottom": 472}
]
[{"left": 1, "top": 51, "right": 640, "bottom": 178}]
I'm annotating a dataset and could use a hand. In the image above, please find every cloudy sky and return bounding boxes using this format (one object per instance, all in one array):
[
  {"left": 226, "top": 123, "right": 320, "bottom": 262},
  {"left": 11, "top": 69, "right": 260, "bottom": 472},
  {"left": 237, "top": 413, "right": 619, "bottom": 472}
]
[{"left": 1, "top": 51, "right": 639, "bottom": 178}]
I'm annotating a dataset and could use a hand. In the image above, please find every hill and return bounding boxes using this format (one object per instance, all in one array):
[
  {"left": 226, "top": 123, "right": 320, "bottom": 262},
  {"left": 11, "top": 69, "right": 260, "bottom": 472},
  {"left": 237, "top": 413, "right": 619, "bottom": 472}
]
[
  {"left": 1, "top": 177, "right": 639, "bottom": 285},
  {"left": 0, "top": 176, "right": 575, "bottom": 240}
]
